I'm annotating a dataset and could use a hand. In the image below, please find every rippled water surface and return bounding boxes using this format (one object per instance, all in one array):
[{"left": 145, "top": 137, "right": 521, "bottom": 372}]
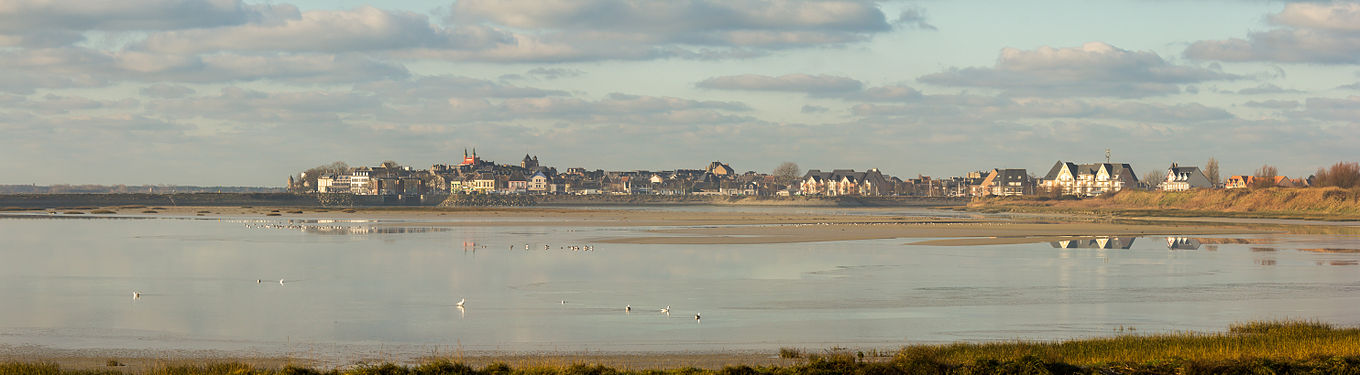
[{"left": 2, "top": 211, "right": 1360, "bottom": 359}]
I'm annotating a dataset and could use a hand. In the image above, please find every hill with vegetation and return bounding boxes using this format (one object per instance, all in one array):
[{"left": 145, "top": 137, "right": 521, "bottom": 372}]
[{"left": 970, "top": 187, "right": 1360, "bottom": 220}]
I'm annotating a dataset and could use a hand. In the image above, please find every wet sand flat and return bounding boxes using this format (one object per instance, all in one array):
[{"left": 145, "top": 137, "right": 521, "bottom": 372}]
[{"left": 600, "top": 222, "right": 1263, "bottom": 245}]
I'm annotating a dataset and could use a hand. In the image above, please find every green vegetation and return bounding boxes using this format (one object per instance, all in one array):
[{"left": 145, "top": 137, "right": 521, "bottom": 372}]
[
  {"left": 973, "top": 187, "right": 1360, "bottom": 220},
  {"left": 7, "top": 321, "right": 1360, "bottom": 375},
  {"left": 90, "top": 210, "right": 116, "bottom": 214}
]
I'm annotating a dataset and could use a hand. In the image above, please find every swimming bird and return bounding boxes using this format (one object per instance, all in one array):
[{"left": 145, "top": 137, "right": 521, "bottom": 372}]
[
  {"left": 695, "top": 312, "right": 701, "bottom": 321},
  {"left": 456, "top": 298, "right": 465, "bottom": 307},
  {"left": 279, "top": 278, "right": 285, "bottom": 285},
  {"left": 561, "top": 300, "right": 567, "bottom": 305},
  {"left": 257, "top": 279, "right": 261, "bottom": 284},
  {"left": 626, "top": 305, "right": 631, "bottom": 312},
  {"left": 660, "top": 306, "right": 670, "bottom": 313},
  {"left": 132, "top": 291, "right": 141, "bottom": 300}
]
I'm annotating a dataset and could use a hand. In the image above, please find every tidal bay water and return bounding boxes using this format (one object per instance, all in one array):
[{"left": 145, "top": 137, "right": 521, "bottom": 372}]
[{"left": 2, "top": 210, "right": 1360, "bottom": 361}]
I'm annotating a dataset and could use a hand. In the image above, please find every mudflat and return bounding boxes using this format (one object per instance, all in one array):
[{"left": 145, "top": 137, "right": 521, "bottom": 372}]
[{"left": 6, "top": 205, "right": 1268, "bottom": 245}]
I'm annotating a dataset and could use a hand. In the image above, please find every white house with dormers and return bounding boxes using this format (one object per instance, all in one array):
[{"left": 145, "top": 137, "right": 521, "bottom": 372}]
[
  {"left": 1162, "top": 163, "right": 1213, "bottom": 191},
  {"left": 1038, "top": 161, "right": 1139, "bottom": 196},
  {"left": 800, "top": 169, "right": 892, "bottom": 196}
]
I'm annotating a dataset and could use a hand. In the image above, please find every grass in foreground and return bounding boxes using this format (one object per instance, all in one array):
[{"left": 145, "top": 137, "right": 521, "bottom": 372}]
[{"left": 7, "top": 321, "right": 1360, "bottom": 374}]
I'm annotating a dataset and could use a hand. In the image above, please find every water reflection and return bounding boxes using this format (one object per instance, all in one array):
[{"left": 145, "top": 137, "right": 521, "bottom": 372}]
[
  {"left": 1166, "top": 237, "right": 1202, "bottom": 250},
  {"left": 4, "top": 214, "right": 1360, "bottom": 362},
  {"left": 1049, "top": 237, "right": 1136, "bottom": 249},
  {"left": 245, "top": 222, "right": 450, "bottom": 235}
]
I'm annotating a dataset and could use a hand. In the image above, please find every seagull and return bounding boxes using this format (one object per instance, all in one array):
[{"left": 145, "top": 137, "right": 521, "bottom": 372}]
[
  {"left": 626, "top": 305, "right": 632, "bottom": 312},
  {"left": 561, "top": 300, "right": 567, "bottom": 305},
  {"left": 257, "top": 279, "right": 261, "bottom": 284},
  {"left": 456, "top": 298, "right": 465, "bottom": 307},
  {"left": 279, "top": 278, "right": 285, "bottom": 285},
  {"left": 660, "top": 306, "right": 670, "bottom": 314},
  {"left": 695, "top": 312, "right": 701, "bottom": 321},
  {"left": 132, "top": 291, "right": 141, "bottom": 300}
]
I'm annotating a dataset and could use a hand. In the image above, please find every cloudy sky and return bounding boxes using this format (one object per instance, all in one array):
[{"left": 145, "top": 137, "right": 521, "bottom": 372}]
[{"left": 2, "top": 0, "right": 1358, "bottom": 186}]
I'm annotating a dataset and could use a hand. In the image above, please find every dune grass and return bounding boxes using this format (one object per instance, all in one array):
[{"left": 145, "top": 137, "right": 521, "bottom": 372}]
[
  {"left": 973, "top": 187, "right": 1360, "bottom": 220},
  {"left": 5, "top": 321, "right": 1360, "bottom": 374}
]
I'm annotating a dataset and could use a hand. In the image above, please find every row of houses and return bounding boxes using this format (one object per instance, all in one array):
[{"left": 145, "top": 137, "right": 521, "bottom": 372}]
[{"left": 289, "top": 150, "right": 1304, "bottom": 199}]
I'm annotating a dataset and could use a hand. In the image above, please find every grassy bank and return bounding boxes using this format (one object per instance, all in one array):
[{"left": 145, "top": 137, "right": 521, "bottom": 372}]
[
  {"left": 971, "top": 187, "right": 1360, "bottom": 220},
  {"left": 7, "top": 321, "right": 1360, "bottom": 374}
]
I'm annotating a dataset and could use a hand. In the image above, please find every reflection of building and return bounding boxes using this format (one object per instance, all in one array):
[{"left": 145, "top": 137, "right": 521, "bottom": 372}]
[
  {"left": 1166, "top": 237, "right": 1202, "bottom": 250},
  {"left": 1050, "top": 237, "right": 1136, "bottom": 249}
]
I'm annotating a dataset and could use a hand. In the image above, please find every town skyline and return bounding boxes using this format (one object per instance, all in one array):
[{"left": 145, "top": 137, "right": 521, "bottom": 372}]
[{"left": 2, "top": 0, "right": 1358, "bottom": 186}]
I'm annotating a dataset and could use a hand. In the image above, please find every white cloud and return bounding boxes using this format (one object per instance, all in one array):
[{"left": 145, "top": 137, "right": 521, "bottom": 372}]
[
  {"left": 450, "top": 0, "right": 891, "bottom": 38},
  {"left": 851, "top": 95, "right": 1234, "bottom": 123},
  {"left": 1244, "top": 99, "right": 1300, "bottom": 109},
  {"left": 140, "top": 84, "right": 197, "bottom": 99},
  {"left": 145, "top": 87, "right": 382, "bottom": 123},
  {"left": 139, "top": 6, "right": 510, "bottom": 54},
  {"left": 356, "top": 76, "right": 567, "bottom": 103},
  {"left": 920, "top": 42, "right": 1238, "bottom": 97},
  {"left": 0, "top": 47, "right": 409, "bottom": 85},
  {"left": 894, "top": 8, "right": 936, "bottom": 30},
  {"left": 1185, "top": 2, "right": 1360, "bottom": 64},
  {"left": 697, "top": 74, "right": 864, "bottom": 93},
  {"left": 437, "top": 0, "right": 894, "bottom": 61},
  {"left": 1288, "top": 96, "right": 1360, "bottom": 122},
  {"left": 0, "top": 0, "right": 282, "bottom": 47},
  {"left": 1235, "top": 83, "right": 1304, "bottom": 95},
  {"left": 801, "top": 105, "right": 829, "bottom": 113}
]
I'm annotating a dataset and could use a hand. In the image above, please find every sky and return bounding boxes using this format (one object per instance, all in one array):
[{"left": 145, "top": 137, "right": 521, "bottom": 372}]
[{"left": 2, "top": 0, "right": 1358, "bottom": 186}]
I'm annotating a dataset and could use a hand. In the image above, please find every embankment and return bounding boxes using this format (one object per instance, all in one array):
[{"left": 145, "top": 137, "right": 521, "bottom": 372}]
[{"left": 970, "top": 187, "right": 1360, "bottom": 220}]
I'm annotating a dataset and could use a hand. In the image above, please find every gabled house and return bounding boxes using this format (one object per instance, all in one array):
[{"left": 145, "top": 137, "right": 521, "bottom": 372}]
[
  {"left": 799, "top": 168, "right": 891, "bottom": 196},
  {"left": 1038, "top": 161, "right": 1139, "bottom": 196},
  {"left": 1226, "top": 175, "right": 1296, "bottom": 189},
  {"left": 1162, "top": 163, "right": 1213, "bottom": 191},
  {"left": 976, "top": 168, "right": 1034, "bottom": 196}
]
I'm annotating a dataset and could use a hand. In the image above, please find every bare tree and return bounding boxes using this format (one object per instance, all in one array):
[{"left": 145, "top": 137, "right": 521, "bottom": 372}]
[
  {"left": 1314, "top": 161, "right": 1360, "bottom": 188},
  {"left": 1143, "top": 170, "right": 1165, "bottom": 190},
  {"left": 302, "top": 161, "right": 351, "bottom": 191},
  {"left": 1204, "top": 157, "right": 1220, "bottom": 186},
  {"left": 1252, "top": 164, "right": 1279, "bottom": 189},
  {"left": 772, "top": 162, "right": 801, "bottom": 186}
]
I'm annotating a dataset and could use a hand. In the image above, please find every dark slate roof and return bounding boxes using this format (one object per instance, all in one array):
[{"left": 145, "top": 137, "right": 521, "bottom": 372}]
[{"left": 1042, "top": 161, "right": 1072, "bottom": 180}]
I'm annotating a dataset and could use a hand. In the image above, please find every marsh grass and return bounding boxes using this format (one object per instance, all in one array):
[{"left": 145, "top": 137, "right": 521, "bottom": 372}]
[
  {"left": 6, "top": 322, "right": 1360, "bottom": 374},
  {"left": 777, "top": 348, "right": 802, "bottom": 359},
  {"left": 973, "top": 187, "right": 1360, "bottom": 220},
  {"left": 90, "top": 210, "right": 116, "bottom": 214}
]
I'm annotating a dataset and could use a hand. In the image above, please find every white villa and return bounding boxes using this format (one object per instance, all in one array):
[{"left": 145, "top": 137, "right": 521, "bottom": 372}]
[{"left": 1038, "top": 161, "right": 1139, "bottom": 196}]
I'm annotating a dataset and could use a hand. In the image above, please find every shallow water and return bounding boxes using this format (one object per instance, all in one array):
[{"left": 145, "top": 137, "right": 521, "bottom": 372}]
[{"left": 2, "top": 211, "right": 1360, "bottom": 361}]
